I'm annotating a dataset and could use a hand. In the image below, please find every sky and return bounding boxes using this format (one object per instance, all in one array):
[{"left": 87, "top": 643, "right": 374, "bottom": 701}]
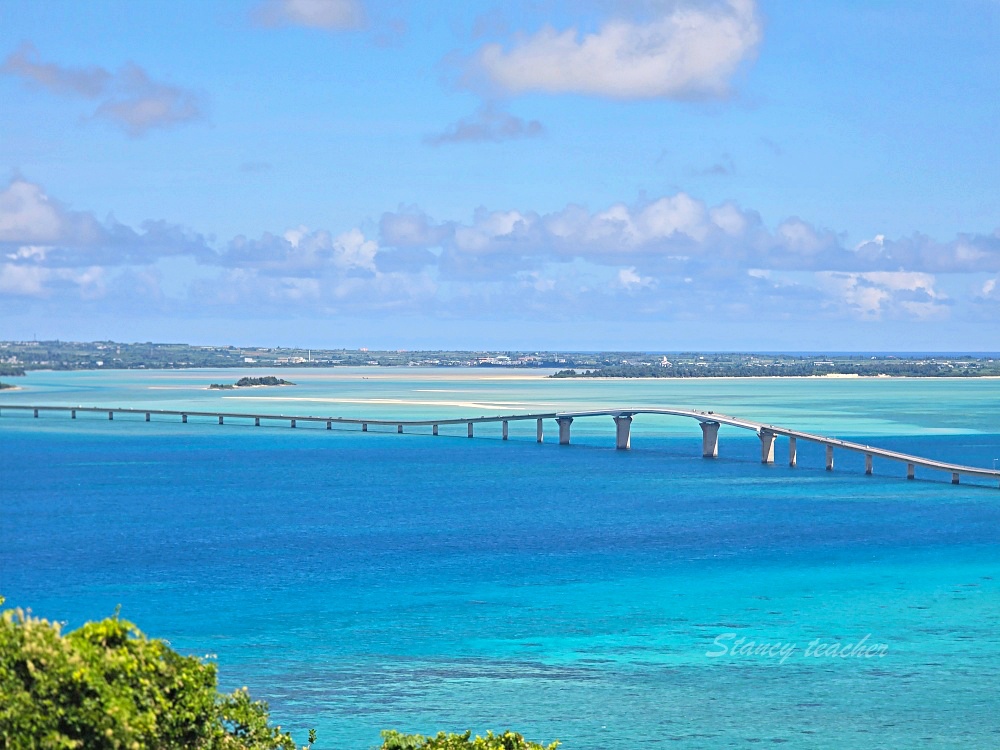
[{"left": 0, "top": 0, "right": 998, "bottom": 351}]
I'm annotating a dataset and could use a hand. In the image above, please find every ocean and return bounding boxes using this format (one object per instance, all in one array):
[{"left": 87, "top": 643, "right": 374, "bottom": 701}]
[{"left": 2, "top": 369, "right": 999, "bottom": 748}]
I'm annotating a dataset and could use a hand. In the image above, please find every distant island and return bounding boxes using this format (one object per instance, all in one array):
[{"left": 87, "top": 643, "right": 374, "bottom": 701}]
[
  {"left": 0, "top": 381, "right": 13, "bottom": 390},
  {"left": 209, "top": 376, "right": 295, "bottom": 390}
]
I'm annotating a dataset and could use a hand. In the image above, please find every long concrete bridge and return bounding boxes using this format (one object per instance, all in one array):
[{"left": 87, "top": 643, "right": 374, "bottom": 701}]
[{"left": 2, "top": 403, "right": 999, "bottom": 488}]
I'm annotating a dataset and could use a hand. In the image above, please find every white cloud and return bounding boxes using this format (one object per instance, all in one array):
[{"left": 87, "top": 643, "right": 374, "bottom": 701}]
[
  {"left": 616, "top": 266, "right": 657, "bottom": 290},
  {"left": 94, "top": 64, "right": 202, "bottom": 137},
  {"left": 1, "top": 44, "right": 203, "bottom": 136},
  {"left": 1, "top": 42, "right": 109, "bottom": 97},
  {"left": 818, "top": 271, "right": 948, "bottom": 320},
  {"left": 0, "top": 263, "right": 48, "bottom": 296},
  {"left": 221, "top": 226, "right": 377, "bottom": 275},
  {"left": 0, "top": 178, "right": 211, "bottom": 267},
  {"left": 332, "top": 228, "right": 378, "bottom": 271},
  {"left": 0, "top": 263, "right": 106, "bottom": 298},
  {"left": 254, "top": 0, "right": 365, "bottom": 30},
  {"left": 426, "top": 104, "right": 544, "bottom": 146},
  {"left": 468, "top": 0, "right": 761, "bottom": 100},
  {"left": 0, "top": 179, "right": 102, "bottom": 245}
]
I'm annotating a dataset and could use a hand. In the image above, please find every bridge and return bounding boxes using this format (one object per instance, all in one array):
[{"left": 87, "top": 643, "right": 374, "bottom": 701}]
[{"left": 2, "top": 403, "right": 999, "bottom": 488}]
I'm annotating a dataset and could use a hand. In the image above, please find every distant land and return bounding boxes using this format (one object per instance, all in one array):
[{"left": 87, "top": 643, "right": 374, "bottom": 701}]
[{"left": 0, "top": 340, "right": 998, "bottom": 378}]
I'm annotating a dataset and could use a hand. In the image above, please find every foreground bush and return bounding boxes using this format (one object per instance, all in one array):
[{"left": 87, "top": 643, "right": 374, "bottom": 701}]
[
  {"left": 0, "top": 598, "right": 312, "bottom": 749},
  {"left": 380, "top": 730, "right": 558, "bottom": 750}
]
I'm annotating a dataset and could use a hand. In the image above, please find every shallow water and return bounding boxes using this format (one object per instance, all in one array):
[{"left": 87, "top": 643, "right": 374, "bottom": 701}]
[{"left": 2, "top": 370, "right": 999, "bottom": 748}]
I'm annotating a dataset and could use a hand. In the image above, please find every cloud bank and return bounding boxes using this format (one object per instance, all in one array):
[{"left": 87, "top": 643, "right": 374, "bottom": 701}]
[{"left": 2, "top": 177, "right": 998, "bottom": 327}]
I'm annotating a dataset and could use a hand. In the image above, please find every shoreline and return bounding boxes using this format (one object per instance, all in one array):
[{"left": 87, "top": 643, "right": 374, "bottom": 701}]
[{"left": 7, "top": 368, "right": 1000, "bottom": 383}]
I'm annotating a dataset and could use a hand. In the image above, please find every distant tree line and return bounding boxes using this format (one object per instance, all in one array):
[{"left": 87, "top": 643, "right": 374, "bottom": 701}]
[
  {"left": 210, "top": 376, "right": 296, "bottom": 389},
  {"left": 551, "top": 360, "right": 1000, "bottom": 378}
]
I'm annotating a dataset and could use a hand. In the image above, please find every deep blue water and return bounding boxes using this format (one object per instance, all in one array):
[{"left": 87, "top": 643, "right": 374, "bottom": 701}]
[{"left": 2, "top": 375, "right": 1000, "bottom": 749}]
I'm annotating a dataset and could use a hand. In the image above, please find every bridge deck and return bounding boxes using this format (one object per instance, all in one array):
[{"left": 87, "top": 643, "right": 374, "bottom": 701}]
[{"left": 2, "top": 403, "right": 998, "bottom": 485}]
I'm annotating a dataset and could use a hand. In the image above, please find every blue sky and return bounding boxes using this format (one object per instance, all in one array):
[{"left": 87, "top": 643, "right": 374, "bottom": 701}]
[{"left": 1, "top": 0, "right": 998, "bottom": 350}]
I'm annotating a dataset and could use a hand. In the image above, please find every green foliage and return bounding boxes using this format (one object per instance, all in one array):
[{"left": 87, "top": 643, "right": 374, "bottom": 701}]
[
  {"left": 380, "top": 730, "right": 558, "bottom": 750},
  {"left": 234, "top": 377, "right": 294, "bottom": 387},
  {"left": 0, "top": 604, "right": 313, "bottom": 750}
]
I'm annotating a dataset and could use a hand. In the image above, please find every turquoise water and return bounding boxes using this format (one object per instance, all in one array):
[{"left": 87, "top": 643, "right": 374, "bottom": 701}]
[{"left": 2, "top": 370, "right": 1000, "bottom": 748}]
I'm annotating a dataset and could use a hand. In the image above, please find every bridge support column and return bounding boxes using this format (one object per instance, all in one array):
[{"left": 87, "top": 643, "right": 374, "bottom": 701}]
[
  {"left": 71, "top": 410, "right": 76, "bottom": 419},
  {"left": 182, "top": 414, "right": 187, "bottom": 423},
  {"left": 557, "top": 417, "right": 573, "bottom": 445},
  {"left": 468, "top": 422, "right": 474, "bottom": 438},
  {"left": 33, "top": 408, "right": 38, "bottom": 418},
  {"left": 362, "top": 423, "right": 368, "bottom": 432},
  {"left": 326, "top": 420, "right": 331, "bottom": 430},
  {"left": 826, "top": 445, "right": 834, "bottom": 471},
  {"left": 108, "top": 411, "right": 114, "bottom": 420},
  {"left": 952, "top": 472, "right": 960, "bottom": 485},
  {"left": 907, "top": 463, "right": 914, "bottom": 480},
  {"left": 397, "top": 424, "right": 403, "bottom": 434},
  {"left": 290, "top": 419, "right": 296, "bottom": 428},
  {"left": 432, "top": 424, "right": 438, "bottom": 436},
  {"left": 502, "top": 421, "right": 508, "bottom": 440},
  {"left": 865, "top": 454, "right": 873, "bottom": 475},
  {"left": 219, "top": 416, "right": 224, "bottom": 425},
  {"left": 759, "top": 429, "right": 776, "bottom": 464},
  {"left": 788, "top": 436, "right": 797, "bottom": 467},
  {"left": 536, "top": 418, "right": 543, "bottom": 443},
  {"left": 255, "top": 417, "right": 260, "bottom": 427},
  {"left": 700, "top": 421, "right": 720, "bottom": 458},
  {"left": 614, "top": 415, "right": 632, "bottom": 450},
  {"left": 145, "top": 412, "right": 150, "bottom": 422}
]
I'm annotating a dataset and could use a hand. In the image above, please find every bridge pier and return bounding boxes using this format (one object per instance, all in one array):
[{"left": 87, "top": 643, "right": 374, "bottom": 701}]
[
  {"left": 145, "top": 412, "right": 150, "bottom": 422},
  {"left": 701, "top": 421, "right": 720, "bottom": 458},
  {"left": 182, "top": 414, "right": 187, "bottom": 423},
  {"left": 759, "top": 429, "right": 776, "bottom": 464},
  {"left": 826, "top": 445, "right": 834, "bottom": 471},
  {"left": 219, "top": 416, "right": 224, "bottom": 425},
  {"left": 108, "top": 411, "right": 114, "bottom": 420},
  {"left": 468, "top": 422, "right": 474, "bottom": 438},
  {"left": 71, "top": 410, "right": 76, "bottom": 419},
  {"left": 255, "top": 417, "right": 260, "bottom": 427},
  {"left": 865, "top": 454, "right": 873, "bottom": 475},
  {"left": 907, "top": 463, "right": 914, "bottom": 479},
  {"left": 362, "top": 423, "right": 368, "bottom": 432},
  {"left": 397, "top": 424, "right": 403, "bottom": 434},
  {"left": 557, "top": 417, "right": 573, "bottom": 445},
  {"left": 327, "top": 420, "right": 332, "bottom": 430},
  {"left": 33, "top": 408, "right": 38, "bottom": 418},
  {"left": 290, "top": 419, "right": 296, "bottom": 428},
  {"left": 614, "top": 415, "right": 632, "bottom": 450},
  {"left": 432, "top": 424, "right": 438, "bottom": 436},
  {"left": 788, "top": 436, "right": 797, "bottom": 467},
  {"left": 952, "top": 472, "right": 960, "bottom": 485},
  {"left": 502, "top": 420, "right": 508, "bottom": 440},
  {"left": 536, "top": 418, "right": 543, "bottom": 443}
]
